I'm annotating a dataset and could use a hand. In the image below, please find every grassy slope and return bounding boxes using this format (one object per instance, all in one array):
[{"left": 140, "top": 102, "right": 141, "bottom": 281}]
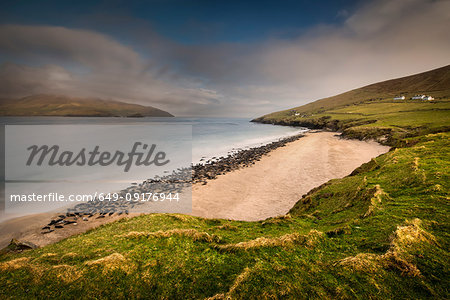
[
  {"left": 253, "top": 65, "right": 450, "bottom": 145},
  {"left": 0, "top": 133, "right": 448, "bottom": 299},
  {"left": 1, "top": 68, "right": 449, "bottom": 299},
  {"left": 259, "top": 65, "right": 450, "bottom": 116},
  {"left": 0, "top": 94, "right": 174, "bottom": 117}
]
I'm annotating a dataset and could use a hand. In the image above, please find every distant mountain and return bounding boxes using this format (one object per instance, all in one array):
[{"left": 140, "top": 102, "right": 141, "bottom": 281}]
[
  {"left": 0, "top": 94, "right": 174, "bottom": 117},
  {"left": 255, "top": 64, "right": 450, "bottom": 119}
]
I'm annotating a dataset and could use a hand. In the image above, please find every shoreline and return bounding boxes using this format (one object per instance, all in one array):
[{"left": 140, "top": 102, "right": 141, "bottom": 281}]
[
  {"left": 192, "top": 131, "right": 309, "bottom": 184},
  {"left": 190, "top": 131, "right": 389, "bottom": 221},
  {"left": 0, "top": 130, "right": 309, "bottom": 248},
  {"left": 0, "top": 130, "right": 390, "bottom": 249}
]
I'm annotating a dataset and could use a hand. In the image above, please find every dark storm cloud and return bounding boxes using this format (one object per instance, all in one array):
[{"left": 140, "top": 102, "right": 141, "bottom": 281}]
[{"left": 0, "top": 0, "right": 449, "bottom": 117}]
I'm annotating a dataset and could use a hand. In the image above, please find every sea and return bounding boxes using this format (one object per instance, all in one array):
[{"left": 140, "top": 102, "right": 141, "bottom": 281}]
[
  {"left": 0, "top": 117, "right": 307, "bottom": 219},
  {"left": 0, "top": 117, "right": 307, "bottom": 163}
]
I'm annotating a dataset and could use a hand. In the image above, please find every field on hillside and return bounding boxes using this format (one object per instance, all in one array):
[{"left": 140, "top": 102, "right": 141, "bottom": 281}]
[
  {"left": 254, "top": 65, "right": 450, "bottom": 146},
  {"left": 255, "top": 98, "right": 450, "bottom": 145},
  {"left": 328, "top": 100, "right": 449, "bottom": 129},
  {"left": 270, "top": 65, "right": 450, "bottom": 116},
  {"left": 0, "top": 131, "right": 449, "bottom": 299}
]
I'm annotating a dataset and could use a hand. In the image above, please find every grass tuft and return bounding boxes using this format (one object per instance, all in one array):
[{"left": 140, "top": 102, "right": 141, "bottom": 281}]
[
  {"left": 84, "top": 253, "right": 134, "bottom": 275},
  {"left": 215, "top": 230, "right": 324, "bottom": 252},
  {"left": 118, "top": 229, "right": 222, "bottom": 243},
  {"left": 338, "top": 219, "right": 437, "bottom": 277},
  {"left": 51, "top": 264, "right": 82, "bottom": 283},
  {"left": 0, "top": 257, "right": 30, "bottom": 271}
]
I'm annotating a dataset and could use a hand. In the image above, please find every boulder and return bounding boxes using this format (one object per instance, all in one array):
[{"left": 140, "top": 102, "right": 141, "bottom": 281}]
[{"left": 1, "top": 238, "right": 38, "bottom": 253}]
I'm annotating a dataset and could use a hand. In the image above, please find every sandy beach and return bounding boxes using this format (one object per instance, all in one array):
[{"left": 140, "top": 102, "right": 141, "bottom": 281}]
[
  {"left": 0, "top": 131, "right": 389, "bottom": 248},
  {"left": 191, "top": 131, "right": 389, "bottom": 220}
]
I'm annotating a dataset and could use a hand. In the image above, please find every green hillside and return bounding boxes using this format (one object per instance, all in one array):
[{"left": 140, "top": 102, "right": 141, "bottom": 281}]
[
  {"left": 253, "top": 65, "right": 450, "bottom": 145},
  {"left": 1, "top": 67, "right": 449, "bottom": 299},
  {"left": 257, "top": 65, "right": 450, "bottom": 117},
  {"left": 0, "top": 94, "right": 174, "bottom": 117}
]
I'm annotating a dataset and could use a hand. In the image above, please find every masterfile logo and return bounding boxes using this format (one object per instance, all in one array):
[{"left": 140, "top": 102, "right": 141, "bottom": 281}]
[
  {"left": 3, "top": 124, "right": 192, "bottom": 215},
  {"left": 25, "top": 142, "right": 170, "bottom": 172}
]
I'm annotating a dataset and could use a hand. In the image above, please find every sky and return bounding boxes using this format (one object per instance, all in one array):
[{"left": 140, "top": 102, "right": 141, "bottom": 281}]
[{"left": 0, "top": 0, "right": 449, "bottom": 117}]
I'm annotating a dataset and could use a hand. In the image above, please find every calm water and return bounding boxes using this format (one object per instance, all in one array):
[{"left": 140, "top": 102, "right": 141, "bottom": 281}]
[
  {"left": 1, "top": 117, "right": 307, "bottom": 218},
  {"left": 0, "top": 117, "right": 307, "bottom": 163}
]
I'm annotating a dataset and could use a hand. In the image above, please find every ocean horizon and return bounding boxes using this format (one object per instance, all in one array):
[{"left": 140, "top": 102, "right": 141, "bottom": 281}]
[{"left": 0, "top": 116, "right": 307, "bottom": 164}]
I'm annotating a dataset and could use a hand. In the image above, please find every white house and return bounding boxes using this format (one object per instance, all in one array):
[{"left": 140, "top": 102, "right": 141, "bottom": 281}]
[
  {"left": 294, "top": 112, "right": 300, "bottom": 116},
  {"left": 411, "top": 95, "right": 434, "bottom": 100},
  {"left": 394, "top": 96, "right": 405, "bottom": 100}
]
